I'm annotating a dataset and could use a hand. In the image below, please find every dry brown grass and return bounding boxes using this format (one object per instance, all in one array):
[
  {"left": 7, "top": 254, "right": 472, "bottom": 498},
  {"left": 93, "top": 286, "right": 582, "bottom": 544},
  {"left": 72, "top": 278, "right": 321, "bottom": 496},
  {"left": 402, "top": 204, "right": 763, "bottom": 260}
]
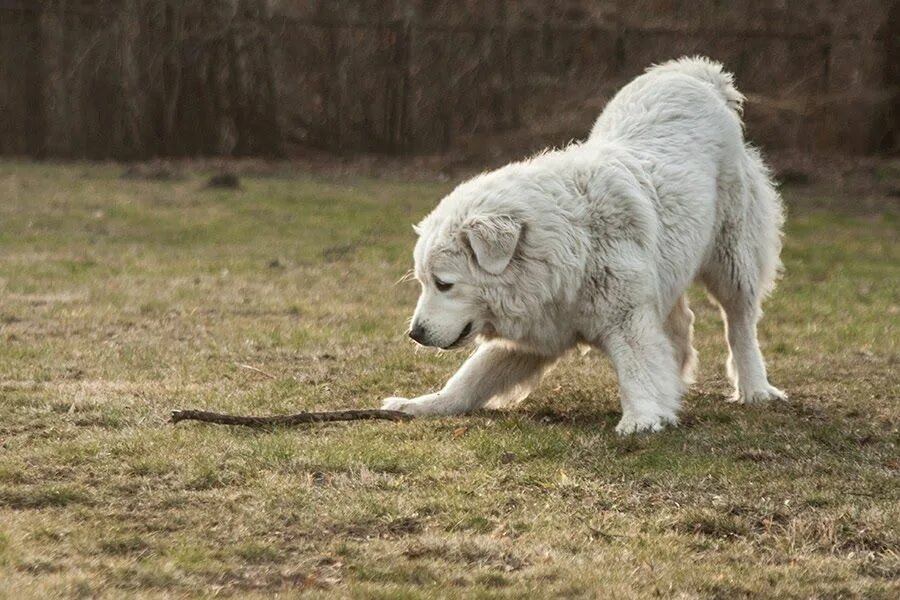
[{"left": 0, "top": 161, "right": 897, "bottom": 598}]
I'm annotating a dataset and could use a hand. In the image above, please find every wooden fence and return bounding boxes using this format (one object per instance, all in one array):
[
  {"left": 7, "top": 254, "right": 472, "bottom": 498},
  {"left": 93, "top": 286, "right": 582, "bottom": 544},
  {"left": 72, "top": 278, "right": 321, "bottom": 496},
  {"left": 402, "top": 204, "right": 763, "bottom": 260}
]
[{"left": 0, "top": 0, "right": 896, "bottom": 159}]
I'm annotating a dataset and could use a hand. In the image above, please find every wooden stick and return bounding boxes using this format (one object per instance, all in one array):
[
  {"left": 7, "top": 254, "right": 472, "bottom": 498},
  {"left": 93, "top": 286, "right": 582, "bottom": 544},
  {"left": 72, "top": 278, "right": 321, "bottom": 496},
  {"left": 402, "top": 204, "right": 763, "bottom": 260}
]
[{"left": 170, "top": 408, "right": 413, "bottom": 427}]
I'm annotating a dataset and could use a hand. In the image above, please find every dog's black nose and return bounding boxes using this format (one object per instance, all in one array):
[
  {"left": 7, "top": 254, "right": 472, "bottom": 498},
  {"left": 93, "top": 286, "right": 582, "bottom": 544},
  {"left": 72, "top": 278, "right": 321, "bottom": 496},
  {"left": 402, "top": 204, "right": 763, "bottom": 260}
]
[{"left": 409, "top": 323, "right": 427, "bottom": 344}]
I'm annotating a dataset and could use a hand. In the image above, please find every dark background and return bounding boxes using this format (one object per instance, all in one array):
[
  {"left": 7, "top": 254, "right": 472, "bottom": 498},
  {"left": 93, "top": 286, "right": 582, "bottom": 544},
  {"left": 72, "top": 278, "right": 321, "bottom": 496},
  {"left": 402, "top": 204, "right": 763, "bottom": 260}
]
[{"left": 1, "top": 0, "right": 897, "bottom": 161}]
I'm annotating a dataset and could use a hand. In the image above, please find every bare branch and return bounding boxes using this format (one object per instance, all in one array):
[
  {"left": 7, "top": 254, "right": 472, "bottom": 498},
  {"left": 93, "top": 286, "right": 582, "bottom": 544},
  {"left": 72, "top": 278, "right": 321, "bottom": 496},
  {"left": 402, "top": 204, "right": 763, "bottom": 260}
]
[{"left": 170, "top": 408, "right": 413, "bottom": 427}]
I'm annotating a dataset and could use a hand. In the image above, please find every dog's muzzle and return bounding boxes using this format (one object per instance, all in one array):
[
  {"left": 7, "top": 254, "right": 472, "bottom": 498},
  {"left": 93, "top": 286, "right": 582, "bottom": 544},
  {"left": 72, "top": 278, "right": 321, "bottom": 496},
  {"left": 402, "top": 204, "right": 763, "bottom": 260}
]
[
  {"left": 409, "top": 322, "right": 428, "bottom": 344},
  {"left": 442, "top": 322, "right": 473, "bottom": 349},
  {"left": 409, "top": 321, "right": 473, "bottom": 349}
]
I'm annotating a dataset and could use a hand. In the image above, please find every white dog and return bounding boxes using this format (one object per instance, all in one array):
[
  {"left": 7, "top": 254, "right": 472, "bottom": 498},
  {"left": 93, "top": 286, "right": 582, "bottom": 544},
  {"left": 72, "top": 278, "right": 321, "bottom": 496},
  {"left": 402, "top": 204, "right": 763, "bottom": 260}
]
[{"left": 383, "top": 57, "right": 786, "bottom": 434}]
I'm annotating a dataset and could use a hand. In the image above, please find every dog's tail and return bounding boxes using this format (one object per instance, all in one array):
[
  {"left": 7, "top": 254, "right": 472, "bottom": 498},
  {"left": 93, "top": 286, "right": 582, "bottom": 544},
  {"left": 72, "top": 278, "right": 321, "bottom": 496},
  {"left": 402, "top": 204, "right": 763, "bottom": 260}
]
[{"left": 647, "top": 56, "right": 745, "bottom": 116}]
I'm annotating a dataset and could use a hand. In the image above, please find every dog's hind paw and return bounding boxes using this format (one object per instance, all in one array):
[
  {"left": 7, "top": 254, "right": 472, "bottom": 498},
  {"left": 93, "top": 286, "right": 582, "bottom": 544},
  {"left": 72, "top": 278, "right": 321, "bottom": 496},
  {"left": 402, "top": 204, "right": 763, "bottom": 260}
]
[
  {"left": 729, "top": 385, "right": 787, "bottom": 404},
  {"left": 615, "top": 412, "right": 678, "bottom": 435}
]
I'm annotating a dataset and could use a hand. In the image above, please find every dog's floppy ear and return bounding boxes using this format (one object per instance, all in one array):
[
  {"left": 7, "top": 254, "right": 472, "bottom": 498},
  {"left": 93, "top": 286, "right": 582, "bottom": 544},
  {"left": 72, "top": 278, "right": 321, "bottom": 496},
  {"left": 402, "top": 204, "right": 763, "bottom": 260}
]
[{"left": 461, "top": 215, "right": 522, "bottom": 275}]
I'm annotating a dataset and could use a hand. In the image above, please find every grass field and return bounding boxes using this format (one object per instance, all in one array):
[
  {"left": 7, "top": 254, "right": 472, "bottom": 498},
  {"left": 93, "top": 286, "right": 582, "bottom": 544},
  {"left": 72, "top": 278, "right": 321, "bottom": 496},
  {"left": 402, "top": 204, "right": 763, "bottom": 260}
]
[{"left": 0, "top": 161, "right": 897, "bottom": 598}]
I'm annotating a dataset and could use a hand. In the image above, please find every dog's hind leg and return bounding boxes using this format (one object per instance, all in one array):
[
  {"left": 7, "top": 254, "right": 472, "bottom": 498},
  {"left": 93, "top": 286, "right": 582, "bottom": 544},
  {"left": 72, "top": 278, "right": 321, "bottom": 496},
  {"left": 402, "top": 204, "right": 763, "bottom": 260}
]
[
  {"left": 603, "top": 307, "right": 684, "bottom": 434},
  {"left": 702, "top": 148, "right": 786, "bottom": 403},
  {"left": 664, "top": 294, "right": 698, "bottom": 386},
  {"left": 382, "top": 342, "right": 557, "bottom": 416},
  {"left": 706, "top": 285, "right": 786, "bottom": 404}
]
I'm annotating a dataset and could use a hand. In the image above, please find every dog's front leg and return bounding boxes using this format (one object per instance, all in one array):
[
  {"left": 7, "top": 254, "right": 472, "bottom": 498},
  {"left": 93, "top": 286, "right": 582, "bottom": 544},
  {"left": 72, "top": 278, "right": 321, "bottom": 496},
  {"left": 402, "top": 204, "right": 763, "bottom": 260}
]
[
  {"left": 603, "top": 309, "right": 684, "bottom": 434},
  {"left": 382, "top": 342, "right": 556, "bottom": 416}
]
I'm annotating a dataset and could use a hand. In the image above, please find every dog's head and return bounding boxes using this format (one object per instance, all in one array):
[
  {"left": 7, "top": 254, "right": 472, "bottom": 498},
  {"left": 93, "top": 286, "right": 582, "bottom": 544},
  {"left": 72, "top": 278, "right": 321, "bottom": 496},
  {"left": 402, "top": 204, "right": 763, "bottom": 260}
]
[{"left": 407, "top": 211, "right": 522, "bottom": 349}]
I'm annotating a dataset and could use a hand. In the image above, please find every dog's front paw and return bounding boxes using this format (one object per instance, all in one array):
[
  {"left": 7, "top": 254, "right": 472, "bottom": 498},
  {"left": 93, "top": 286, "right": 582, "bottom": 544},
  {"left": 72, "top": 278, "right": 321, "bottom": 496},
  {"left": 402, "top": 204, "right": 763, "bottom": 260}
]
[
  {"left": 615, "top": 412, "right": 677, "bottom": 435},
  {"left": 382, "top": 396, "right": 414, "bottom": 412},
  {"left": 382, "top": 393, "right": 466, "bottom": 416},
  {"left": 381, "top": 396, "right": 431, "bottom": 416}
]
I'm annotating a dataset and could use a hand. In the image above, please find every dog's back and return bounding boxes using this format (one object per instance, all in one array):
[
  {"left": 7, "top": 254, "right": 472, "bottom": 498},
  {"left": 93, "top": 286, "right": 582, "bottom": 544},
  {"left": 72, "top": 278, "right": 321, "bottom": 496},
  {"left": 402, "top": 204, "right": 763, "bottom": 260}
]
[
  {"left": 644, "top": 56, "right": 745, "bottom": 115},
  {"left": 590, "top": 56, "right": 744, "bottom": 153},
  {"left": 586, "top": 56, "right": 783, "bottom": 306}
]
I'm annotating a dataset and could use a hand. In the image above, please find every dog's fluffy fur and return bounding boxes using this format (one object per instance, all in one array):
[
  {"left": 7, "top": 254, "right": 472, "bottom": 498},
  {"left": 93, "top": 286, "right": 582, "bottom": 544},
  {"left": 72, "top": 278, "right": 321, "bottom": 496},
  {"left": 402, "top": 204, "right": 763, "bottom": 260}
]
[{"left": 383, "top": 57, "right": 786, "bottom": 433}]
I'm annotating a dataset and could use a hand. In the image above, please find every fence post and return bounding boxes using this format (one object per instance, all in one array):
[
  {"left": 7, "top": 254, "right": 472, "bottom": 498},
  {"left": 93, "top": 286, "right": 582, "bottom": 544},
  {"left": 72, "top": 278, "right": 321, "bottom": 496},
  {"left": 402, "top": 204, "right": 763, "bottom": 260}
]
[
  {"left": 389, "top": 18, "right": 413, "bottom": 153},
  {"left": 23, "top": 3, "right": 47, "bottom": 158}
]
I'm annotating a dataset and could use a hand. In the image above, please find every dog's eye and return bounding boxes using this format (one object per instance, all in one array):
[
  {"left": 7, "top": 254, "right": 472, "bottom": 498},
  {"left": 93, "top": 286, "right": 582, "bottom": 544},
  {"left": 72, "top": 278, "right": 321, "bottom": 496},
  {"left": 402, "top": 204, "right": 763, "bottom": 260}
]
[{"left": 434, "top": 277, "right": 453, "bottom": 292}]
